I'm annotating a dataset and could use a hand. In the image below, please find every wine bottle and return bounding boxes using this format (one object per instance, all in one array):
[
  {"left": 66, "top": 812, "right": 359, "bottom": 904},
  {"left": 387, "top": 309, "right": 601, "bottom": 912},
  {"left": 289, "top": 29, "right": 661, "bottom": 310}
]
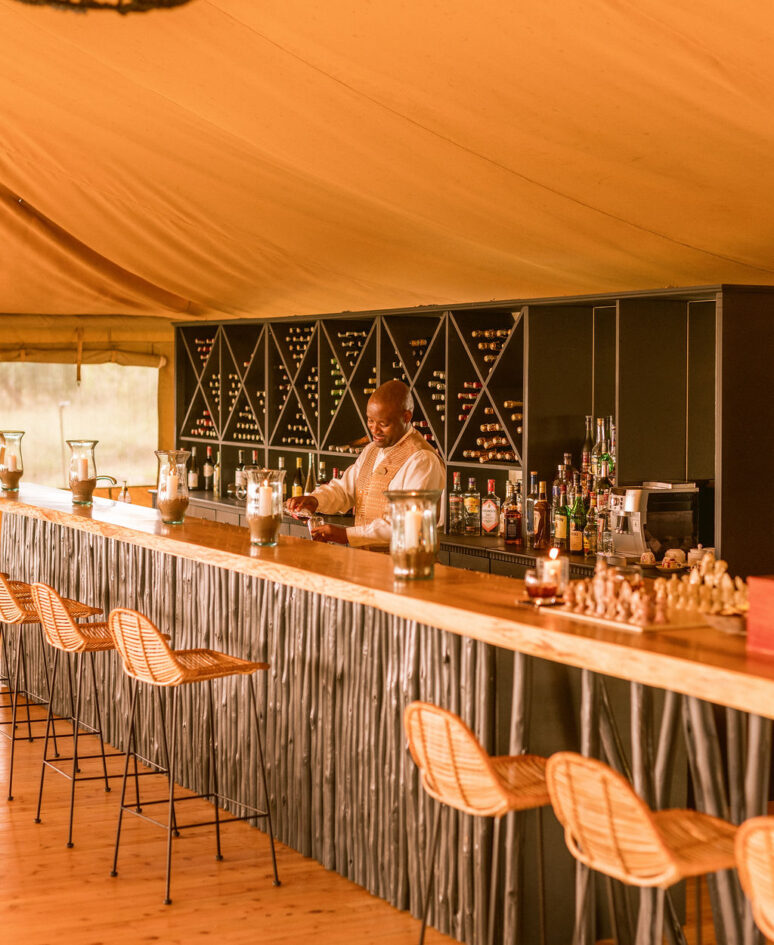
[
  {"left": 532, "top": 481, "right": 551, "bottom": 551},
  {"left": 234, "top": 449, "right": 246, "bottom": 497},
  {"left": 213, "top": 450, "right": 222, "bottom": 498},
  {"left": 463, "top": 477, "right": 481, "bottom": 537},
  {"left": 481, "top": 479, "right": 500, "bottom": 535},
  {"left": 292, "top": 457, "right": 304, "bottom": 497},
  {"left": 317, "top": 461, "right": 329, "bottom": 486},
  {"left": 202, "top": 446, "right": 214, "bottom": 491},
  {"left": 590, "top": 417, "right": 606, "bottom": 479},
  {"left": 499, "top": 481, "right": 512, "bottom": 537},
  {"left": 525, "top": 471, "right": 538, "bottom": 548},
  {"left": 553, "top": 485, "right": 568, "bottom": 551},
  {"left": 277, "top": 456, "right": 288, "bottom": 501},
  {"left": 187, "top": 446, "right": 200, "bottom": 490},
  {"left": 569, "top": 489, "right": 585, "bottom": 554},
  {"left": 581, "top": 415, "right": 593, "bottom": 479}
]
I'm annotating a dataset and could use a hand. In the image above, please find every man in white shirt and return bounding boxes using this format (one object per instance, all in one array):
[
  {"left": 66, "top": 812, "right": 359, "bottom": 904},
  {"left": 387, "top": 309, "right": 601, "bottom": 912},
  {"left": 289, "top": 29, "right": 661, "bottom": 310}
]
[{"left": 286, "top": 380, "right": 445, "bottom": 547}]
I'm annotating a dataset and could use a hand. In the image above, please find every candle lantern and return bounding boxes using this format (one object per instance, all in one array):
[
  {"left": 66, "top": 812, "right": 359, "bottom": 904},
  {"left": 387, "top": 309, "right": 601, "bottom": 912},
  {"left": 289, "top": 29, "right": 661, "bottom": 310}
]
[
  {"left": 385, "top": 489, "right": 442, "bottom": 580},
  {"left": 0, "top": 431, "right": 25, "bottom": 492},
  {"left": 245, "top": 466, "right": 285, "bottom": 546},
  {"left": 67, "top": 439, "right": 104, "bottom": 506},
  {"left": 536, "top": 548, "right": 569, "bottom": 595},
  {"left": 155, "top": 450, "right": 191, "bottom": 524}
]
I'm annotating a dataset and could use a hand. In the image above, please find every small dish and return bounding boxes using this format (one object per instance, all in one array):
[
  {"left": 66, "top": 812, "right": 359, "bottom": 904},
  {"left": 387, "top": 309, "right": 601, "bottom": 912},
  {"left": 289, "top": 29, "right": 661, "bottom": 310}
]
[{"left": 654, "top": 564, "right": 689, "bottom": 573}]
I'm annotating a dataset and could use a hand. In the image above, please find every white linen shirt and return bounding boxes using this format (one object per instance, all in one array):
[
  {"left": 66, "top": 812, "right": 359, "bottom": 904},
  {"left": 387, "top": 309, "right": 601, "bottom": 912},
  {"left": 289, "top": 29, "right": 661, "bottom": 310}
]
[{"left": 312, "top": 430, "right": 446, "bottom": 547}]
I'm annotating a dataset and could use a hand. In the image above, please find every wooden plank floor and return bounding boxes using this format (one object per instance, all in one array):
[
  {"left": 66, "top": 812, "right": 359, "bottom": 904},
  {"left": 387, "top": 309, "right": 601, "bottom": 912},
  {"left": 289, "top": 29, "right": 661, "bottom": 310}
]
[{"left": 0, "top": 697, "right": 452, "bottom": 945}]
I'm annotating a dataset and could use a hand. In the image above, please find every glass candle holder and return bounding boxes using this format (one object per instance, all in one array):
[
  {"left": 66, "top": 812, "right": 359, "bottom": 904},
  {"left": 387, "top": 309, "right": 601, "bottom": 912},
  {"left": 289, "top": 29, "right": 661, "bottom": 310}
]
[
  {"left": 385, "top": 489, "right": 441, "bottom": 580},
  {"left": 155, "top": 450, "right": 191, "bottom": 524},
  {"left": 67, "top": 439, "right": 99, "bottom": 506},
  {"left": 536, "top": 551, "right": 570, "bottom": 595},
  {"left": 0, "top": 431, "right": 25, "bottom": 492},
  {"left": 245, "top": 467, "right": 286, "bottom": 546}
]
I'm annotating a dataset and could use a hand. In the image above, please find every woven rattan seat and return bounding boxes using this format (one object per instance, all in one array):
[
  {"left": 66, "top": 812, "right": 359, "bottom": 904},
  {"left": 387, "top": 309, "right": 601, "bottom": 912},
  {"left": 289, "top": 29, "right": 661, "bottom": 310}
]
[
  {"left": 31, "top": 584, "right": 113, "bottom": 653},
  {"left": 0, "top": 572, "right": 101, "bottom": 625},
  {"left": 108, "top": 607, "right": 267, "bottom": 687},
  {"left": 735, "top": 816, "right": 774, "bottom": 940},
  {"left": 107, "top": 606, "right": 278, "bottom": 904},
  {"left": 404, "top": 701, "right": 549, "bottom": 945},
  {"left": 546, "top": 752, "right": 738, "bottom": 889}
]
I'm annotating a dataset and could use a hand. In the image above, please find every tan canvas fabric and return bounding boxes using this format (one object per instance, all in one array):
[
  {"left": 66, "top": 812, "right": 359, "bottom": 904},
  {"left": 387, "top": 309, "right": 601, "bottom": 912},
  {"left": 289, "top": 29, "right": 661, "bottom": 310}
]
[{"left": 1, "top": 1, "right": 774, "bottom": 322}]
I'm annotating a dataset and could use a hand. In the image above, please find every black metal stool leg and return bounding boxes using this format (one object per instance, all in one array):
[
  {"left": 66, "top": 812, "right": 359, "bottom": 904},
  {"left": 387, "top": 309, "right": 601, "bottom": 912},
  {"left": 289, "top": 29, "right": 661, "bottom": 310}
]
[
  {"left": 37, "top": 626, "right": 58, "bottom": 758},
  {"left": 207, "top": 679, "right": 223, "bottom": 861},
  {"left": 154, "top": 687, "right": 176, "bottom": 832},
  {"left": 419, "top": 802, "right": 443, "bottom": 945},
  {"left": 111, "top": 679, "right": 138, "bottom": 878},
  {"left": 8, "top": 629, "right": 23, "bottom": 800},
  {"left": 89, "top": 653, "right": 111, "bottom": 792},
  {"left": 35, "top": 649, "right": 60, "bottom": 824},
  {"left": 249, "top": 674, "right": 280, "bottom": 886},
  {"left": 164, "top": 686, "right": 178, "bottom": 905},
  {"left": 487, "top": 816, "right": 502, "bottom": 945},
  {"left": 19, "top": 632, "right": 33, "bottom": 741},
  {"left": 536, "top": 806, "right": 547, "bottom": 945},
  {"left": 66, "top": 652, "right": 84, "bottom": 848}
]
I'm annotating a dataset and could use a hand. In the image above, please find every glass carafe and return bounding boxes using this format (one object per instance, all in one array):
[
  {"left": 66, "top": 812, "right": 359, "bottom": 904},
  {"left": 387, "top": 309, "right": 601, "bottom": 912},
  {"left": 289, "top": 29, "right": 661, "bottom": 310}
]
[
  {"left": 245, "top": 467, "right": 286, "bottom": 546},
  {"left": 67, "top": 440, "right": 115, "bottom": 506},
  {"left": 155, "top": 450, "right": 191, "bottom": 524},
  {"left": 385, "top": 489, "right": 442, "bottom": 580},
  {"left": 0, "top": 431, "right": 24, "bottom": 492}
]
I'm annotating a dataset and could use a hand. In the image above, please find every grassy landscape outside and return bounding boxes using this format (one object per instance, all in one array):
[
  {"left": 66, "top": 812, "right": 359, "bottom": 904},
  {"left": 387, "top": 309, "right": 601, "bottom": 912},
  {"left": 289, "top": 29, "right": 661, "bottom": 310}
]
[{"left": 0, "top": 362, "right": 158, "bottom": 488}]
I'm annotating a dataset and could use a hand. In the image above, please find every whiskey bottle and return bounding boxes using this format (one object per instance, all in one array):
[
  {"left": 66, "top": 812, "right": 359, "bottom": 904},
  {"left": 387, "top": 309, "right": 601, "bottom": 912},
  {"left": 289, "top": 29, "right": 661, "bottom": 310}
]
[
  {"left": 532, "top": 481, "right": 551, "bottom": 551},
  {"left": 447, "top": 471, "right": 465, "bottom": 536},
  {"left": 292, "top": 457, "right": 304, "bottom": 498},
  {"left": 503, "top": 482, "right": 523, "bottom": 548},
  {"left": 481, "top": 479, "right": 500, "bottom": 535},
  {"left": 590, "top": 417, "right": 607, "bottom": 479},
  {"left": 463, "top": 477, "right": 481, "bottom": 536}
]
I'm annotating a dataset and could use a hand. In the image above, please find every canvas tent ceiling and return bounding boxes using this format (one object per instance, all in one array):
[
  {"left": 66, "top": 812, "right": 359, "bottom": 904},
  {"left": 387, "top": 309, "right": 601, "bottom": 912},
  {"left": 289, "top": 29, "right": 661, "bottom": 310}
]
[{"left": 2, "top": 0, "right": 774, "bottom": 326}]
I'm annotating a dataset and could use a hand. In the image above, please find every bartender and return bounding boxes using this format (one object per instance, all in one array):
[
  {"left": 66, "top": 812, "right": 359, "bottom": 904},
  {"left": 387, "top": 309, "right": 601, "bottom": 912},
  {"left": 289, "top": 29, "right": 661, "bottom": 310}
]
[{"left": 286, "top": 380, "right": 445, "bottom": 547}]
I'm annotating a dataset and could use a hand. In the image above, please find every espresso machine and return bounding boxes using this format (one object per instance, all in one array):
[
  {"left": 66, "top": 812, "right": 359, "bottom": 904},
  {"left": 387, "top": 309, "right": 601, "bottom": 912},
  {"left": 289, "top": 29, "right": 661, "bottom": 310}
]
[{"left": 607, "top": 483, "right": 703, "bottom": 561}]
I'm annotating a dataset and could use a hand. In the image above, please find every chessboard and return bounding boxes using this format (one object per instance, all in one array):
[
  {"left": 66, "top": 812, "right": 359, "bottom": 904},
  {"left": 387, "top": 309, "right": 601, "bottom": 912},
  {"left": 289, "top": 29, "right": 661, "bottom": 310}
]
[{"left": 547, "top": 605, "right": 711, "bottom": 634}]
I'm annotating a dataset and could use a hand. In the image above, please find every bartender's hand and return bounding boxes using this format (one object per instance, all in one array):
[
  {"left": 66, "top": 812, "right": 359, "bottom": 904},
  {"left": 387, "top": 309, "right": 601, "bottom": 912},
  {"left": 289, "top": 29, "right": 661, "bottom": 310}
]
[
  {"left": 286, "top": 495, "right": 319, "bottom": 515},
  {"left": 311, "top": 524, "right": 349, "bottom": 545}
]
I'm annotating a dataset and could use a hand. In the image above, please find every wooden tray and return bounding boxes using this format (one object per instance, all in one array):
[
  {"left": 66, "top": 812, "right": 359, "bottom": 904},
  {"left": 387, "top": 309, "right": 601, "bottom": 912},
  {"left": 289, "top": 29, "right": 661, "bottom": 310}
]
[{"left": 548, "top": 605, "right": 711, "bottom": 634}]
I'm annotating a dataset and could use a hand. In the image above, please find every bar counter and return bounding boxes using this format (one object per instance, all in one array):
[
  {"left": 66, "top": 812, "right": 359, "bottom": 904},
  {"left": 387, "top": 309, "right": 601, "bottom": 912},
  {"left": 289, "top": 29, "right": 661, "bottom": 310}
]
[
  {"left": 0, "top": 484, "right": 771, "bottom": 944},
  {"left": 1, "top": 484, "right": 772, "bottom": 718}
]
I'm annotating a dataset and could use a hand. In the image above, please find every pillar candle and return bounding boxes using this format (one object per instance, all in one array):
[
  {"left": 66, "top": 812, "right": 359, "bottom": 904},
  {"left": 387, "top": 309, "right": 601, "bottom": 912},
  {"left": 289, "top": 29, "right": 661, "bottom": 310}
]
[
  {"left": 77, "top": 457, "right": 89, "bottom": 480},
  {"left": 7, "top": 454, "right": 17, "bottom": 471},
  {"left": 167, "top": 471, "right": 179, "bottom": 496},
  {"left": 258, "top": 480, "right": 273, "bottom": 516},
  {"left": 404, "top": 507, "right": 423, "bottom": 550}
]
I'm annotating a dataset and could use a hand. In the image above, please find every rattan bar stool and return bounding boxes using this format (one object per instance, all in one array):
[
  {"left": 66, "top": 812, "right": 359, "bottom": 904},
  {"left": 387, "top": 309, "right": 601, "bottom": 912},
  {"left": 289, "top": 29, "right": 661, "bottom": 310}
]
[
  {"left": 546, "top": 751, "right": 738, "bottom": 941},
  {"left": 107, "top": 606, "right": 280, "bottom": 905},
  {"left": 30, "top": 582, "right": 128, "bottom": 847},
  {"left": 404, "top": 701, "right": 550, "bottom": 945},
  {"left": 735, "top": 816, "right": 774, "bottom": 940},
  {"left": 0, "top": 572, "right": 101, "bottom": 800}
]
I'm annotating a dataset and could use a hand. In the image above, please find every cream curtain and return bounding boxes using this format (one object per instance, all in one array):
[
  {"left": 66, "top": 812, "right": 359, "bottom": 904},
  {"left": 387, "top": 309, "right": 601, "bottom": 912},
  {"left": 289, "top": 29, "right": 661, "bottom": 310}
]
[{"left": 1, "top": 0, "right": 774, "bottom": 322}]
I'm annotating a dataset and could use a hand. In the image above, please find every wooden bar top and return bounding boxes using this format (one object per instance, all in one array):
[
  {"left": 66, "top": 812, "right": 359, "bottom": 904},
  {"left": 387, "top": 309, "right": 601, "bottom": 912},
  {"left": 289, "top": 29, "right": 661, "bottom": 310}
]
[{"left": 2, "top": 483, "right": 774, "bottom": 719}]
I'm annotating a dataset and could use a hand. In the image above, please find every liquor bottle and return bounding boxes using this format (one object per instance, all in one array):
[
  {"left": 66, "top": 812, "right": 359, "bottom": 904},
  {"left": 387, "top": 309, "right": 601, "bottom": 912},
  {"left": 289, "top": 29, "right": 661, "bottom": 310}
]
[
  {"left": 317, "top": 461, "right": 329, "bottom": 486},
  {"left": 604, "top": 415, "right": 616, "bottom": 482},
  {"left": 569, "top": 488, "right": 585, "bottom": 554},
  {"left": 304, "top": 452, "right": 317, "bottom": 494},
  {"left": 187, "top": 446, "right": 200, "bottom": 490},
  {"left": 277, "top": 456, "right": 288, "bottom": 501},
  {"left": 590, "top": 417, "right": 607, "bottom": 479},
  {"left": 553, "top": 485, "right": 568, "bottom": 551},
  {"left": 552, "top": 463, "right": 567, "bottom": 503},
  {"left": 463, "top": 477, "right": 481, "bottom": 537},
  {"left": 563, "top": 452, "right": 578, "bottom": 484},
  {"left": 447, "top": 472, "right": 465, "bottom": 536},
  {"left": 503, "top": 482, "right": 523, "bottom": 548},
  {"left": 498, "top": 481, "right": 511, "bottom": 537},
  {"left": 481, "top": 479, "right": 500, "bottom": 535},
  {"left": 213, "top": 450, "right": 222, "bottom": 498},
  {"left": 532, "top": 481, "right": 551, "bottom": 551},
  {"left": 202, "top": 446, "right": 214, "bottom": 491},
  {"left": 583, "top": 493, "right": 598, "bottom": 558},
  {"left": 525, "top": 471, "right": 538, "bottom": 548},
  {"left": 595, "top": 460, "right": 613, "bottom": 511},
  {"left": 331, "top": 467, "right": 340, "bottom": 480},
  {"left": 292, "top": 457, "right": 304, "bottom": 497},
  {"left": 234, "top": 449, "right": 246, "bottom": 497},
  {"left": 581, "top": 415, "right": 593, "bottom": 479}
]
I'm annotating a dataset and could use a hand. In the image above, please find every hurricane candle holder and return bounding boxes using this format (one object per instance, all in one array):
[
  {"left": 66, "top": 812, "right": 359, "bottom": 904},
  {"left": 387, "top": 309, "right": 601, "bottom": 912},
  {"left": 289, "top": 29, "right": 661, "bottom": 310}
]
[
  {"left": 385, "top": 489, "right": 441, "bottom": 580},
  {"left": 0, "top": 431, "right": 24, "bottom": 492},
  {"left": 155, "top": 450, "right": 191, "bottom": 524},
  {"left": 245, "top": 467, "right": 285, "bottom": 546}
]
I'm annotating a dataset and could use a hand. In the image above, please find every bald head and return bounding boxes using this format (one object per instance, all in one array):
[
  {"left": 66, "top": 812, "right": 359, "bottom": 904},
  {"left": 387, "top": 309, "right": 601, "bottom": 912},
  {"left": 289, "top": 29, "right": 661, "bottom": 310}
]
[{"left": 366, "top": 380, "right": 414, "bottom": 448}]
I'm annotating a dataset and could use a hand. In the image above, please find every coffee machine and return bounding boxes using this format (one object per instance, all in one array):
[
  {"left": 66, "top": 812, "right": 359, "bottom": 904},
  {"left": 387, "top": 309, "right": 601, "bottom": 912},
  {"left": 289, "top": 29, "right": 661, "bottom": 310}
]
[{"left": 607, "top": 483, "right": 702, "bottom": 561}]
